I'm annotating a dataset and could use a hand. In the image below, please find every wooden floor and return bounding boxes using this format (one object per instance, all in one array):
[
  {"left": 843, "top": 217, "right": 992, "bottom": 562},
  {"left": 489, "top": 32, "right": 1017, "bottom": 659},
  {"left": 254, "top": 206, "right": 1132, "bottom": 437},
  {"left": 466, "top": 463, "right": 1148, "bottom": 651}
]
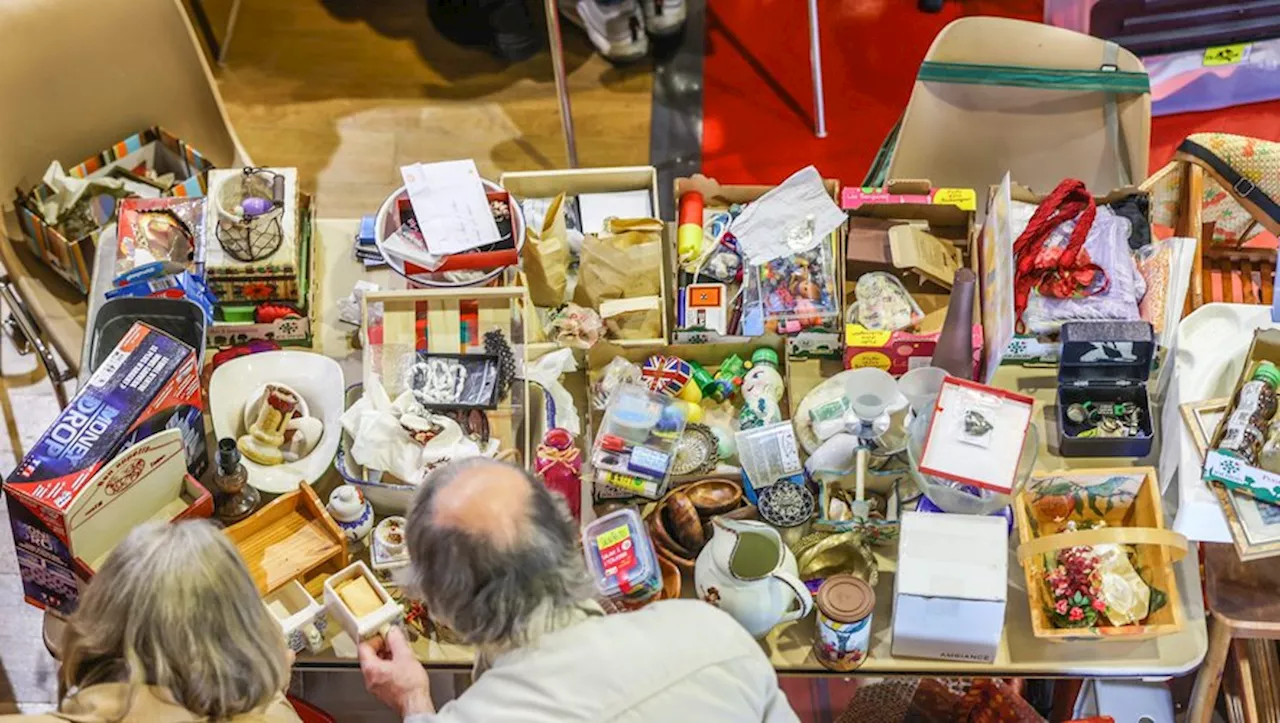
[{"left": 200, "top": 0, "right": 655, "bottom": 217}]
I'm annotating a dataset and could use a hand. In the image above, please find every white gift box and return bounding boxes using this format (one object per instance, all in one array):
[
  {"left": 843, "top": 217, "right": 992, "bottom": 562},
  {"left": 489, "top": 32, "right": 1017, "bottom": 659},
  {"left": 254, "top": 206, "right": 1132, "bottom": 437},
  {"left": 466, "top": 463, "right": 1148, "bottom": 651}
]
[{"left": 891, "top": 511, "right": 1007, "bottom": 663}]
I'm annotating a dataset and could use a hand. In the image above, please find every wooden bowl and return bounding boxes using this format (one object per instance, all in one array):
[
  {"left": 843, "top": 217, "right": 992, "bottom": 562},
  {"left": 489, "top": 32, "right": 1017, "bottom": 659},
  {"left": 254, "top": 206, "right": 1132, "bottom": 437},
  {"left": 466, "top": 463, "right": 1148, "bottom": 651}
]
[
  {"left": 657, "top": 555, "right": 682, "bottom": 600},
  {"left": 656, "top": 540, "right": 696, "bottom": 572},
  {"left": 661, "top": 491, "right": 706, "bottom": 553},
  {"left": 647, "top": 512, "right": 693, "bottom": 560},
  {"left": 683, "top": 478, "right": 744, "bottom": 516}
]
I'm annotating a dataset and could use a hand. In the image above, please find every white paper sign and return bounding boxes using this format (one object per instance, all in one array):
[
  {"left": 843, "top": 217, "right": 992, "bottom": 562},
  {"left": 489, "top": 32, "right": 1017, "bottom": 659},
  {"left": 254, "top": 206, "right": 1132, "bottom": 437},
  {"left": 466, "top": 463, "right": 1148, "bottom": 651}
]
[
  {"left": 729, "top": 165, "right": 845, "bottom": 265},
  {"left": 399, "top": 160, "right": 500, "bottom": 257}
]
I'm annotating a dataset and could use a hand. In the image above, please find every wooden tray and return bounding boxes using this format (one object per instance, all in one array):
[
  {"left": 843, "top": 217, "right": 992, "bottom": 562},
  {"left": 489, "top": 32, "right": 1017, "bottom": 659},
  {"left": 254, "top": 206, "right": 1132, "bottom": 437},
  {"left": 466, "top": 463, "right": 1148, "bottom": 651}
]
[
  {"left": 225, "top": 481, "right": 349, "bottom": 595},
  {"left": 359, "top": 286, "right": 530, "bottom": 465},
  {"left": 1014, "top": 466, "right": 1187, "bottom": 642}
]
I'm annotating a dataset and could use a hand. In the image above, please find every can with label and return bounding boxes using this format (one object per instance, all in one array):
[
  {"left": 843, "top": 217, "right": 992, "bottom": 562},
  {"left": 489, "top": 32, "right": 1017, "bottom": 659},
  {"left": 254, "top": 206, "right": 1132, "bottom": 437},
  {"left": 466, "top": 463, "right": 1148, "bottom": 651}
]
[{"left": 814, "top": 574, "right": 874, "bottom": 671}]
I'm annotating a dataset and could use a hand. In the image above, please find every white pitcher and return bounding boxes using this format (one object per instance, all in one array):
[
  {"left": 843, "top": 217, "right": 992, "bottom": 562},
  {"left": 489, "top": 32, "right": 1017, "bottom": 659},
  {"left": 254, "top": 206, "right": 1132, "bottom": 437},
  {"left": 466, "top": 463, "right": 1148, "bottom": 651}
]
[{"left": 694, "top": 516, "right": 813, "bottom": 638}]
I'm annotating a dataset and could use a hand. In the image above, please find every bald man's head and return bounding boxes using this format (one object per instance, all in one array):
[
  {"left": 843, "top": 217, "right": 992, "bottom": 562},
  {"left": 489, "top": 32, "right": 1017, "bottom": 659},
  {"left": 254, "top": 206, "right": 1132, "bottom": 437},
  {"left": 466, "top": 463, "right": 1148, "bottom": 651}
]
[
  {"left": 404, "top": 458, "right": 590, "bottom": 648},
  {"left": 428, "top": 459, "right": 532, "bottom": 550}
]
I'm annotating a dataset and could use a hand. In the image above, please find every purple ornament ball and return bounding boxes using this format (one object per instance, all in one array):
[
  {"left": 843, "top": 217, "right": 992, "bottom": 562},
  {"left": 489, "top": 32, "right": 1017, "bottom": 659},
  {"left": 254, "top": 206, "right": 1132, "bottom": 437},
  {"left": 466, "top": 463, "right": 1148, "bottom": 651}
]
[{"left": 240, "top": 196, "right": 273, "bottom": 217}]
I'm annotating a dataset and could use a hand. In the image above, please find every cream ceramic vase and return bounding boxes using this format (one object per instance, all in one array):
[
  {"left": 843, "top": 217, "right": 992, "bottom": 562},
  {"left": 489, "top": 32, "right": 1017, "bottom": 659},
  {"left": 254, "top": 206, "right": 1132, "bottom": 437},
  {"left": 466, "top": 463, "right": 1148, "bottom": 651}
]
[{"left": 694, "top": 517, "right": 813, "bottom": 638}]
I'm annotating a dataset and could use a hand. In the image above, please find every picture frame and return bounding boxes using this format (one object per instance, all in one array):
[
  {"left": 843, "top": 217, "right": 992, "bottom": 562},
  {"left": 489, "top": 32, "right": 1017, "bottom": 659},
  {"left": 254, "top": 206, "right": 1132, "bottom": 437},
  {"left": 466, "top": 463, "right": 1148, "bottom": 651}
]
[{"left": 1180, "top": 397, "right": 1280, "bottom": 561}]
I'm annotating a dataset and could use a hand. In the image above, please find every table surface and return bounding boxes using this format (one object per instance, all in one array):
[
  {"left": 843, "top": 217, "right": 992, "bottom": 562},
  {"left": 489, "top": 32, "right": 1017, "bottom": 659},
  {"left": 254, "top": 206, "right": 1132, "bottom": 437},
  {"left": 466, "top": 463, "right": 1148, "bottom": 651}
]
[{"left": 83, "top": 217, "right": 1207, "bottom": 676}]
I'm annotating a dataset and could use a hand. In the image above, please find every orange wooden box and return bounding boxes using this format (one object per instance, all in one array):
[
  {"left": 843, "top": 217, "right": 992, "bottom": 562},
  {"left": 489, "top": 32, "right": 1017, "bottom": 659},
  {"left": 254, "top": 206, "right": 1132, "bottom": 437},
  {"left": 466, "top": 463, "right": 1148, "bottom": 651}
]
[{"left": 224, "top": 481, "right": 349, "bottom": 596}]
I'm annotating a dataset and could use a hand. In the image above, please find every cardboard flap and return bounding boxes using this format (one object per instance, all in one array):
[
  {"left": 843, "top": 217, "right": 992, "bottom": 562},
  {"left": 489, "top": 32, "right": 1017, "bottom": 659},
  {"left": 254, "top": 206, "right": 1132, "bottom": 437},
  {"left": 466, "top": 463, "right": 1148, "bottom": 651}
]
[
  {"left": 888, "top": 225, "right": 962, "bottom": 287},
  {"left": 897, "top": 512, "right": 1008, "bottom": 601}
]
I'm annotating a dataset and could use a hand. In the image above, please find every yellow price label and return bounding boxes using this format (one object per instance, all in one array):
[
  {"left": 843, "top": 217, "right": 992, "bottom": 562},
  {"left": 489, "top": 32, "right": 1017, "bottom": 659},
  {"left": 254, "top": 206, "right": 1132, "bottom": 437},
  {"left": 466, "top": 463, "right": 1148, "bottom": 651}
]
[
  {"left": 845, "top": 324, "right": 892, "bottom": 346},
  {"left": 605, "top": 472, "right": 647, "bottom": 494},
  {"left": 1204, "top": 44, "right": 1249, "bottom": 67},
  {"left": 596, "top": 525, "right": 630, "bottom": 550},
  {"left": 932, "top": 188, "right": 977, "bottom": 212}
]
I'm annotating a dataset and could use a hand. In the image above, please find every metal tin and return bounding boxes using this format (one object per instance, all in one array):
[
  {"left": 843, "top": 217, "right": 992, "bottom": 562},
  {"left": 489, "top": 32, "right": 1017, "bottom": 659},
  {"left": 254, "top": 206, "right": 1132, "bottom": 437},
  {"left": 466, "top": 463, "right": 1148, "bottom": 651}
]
[{"left": 814, "top": 574, "right": 874, "bottom": 671}]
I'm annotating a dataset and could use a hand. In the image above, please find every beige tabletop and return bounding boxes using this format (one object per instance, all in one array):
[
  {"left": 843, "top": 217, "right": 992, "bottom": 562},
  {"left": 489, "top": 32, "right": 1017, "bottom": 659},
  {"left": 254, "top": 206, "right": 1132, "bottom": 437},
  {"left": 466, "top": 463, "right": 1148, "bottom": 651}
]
[{"left": 298, "top": 219, "right": 1208, "bottom": 676}]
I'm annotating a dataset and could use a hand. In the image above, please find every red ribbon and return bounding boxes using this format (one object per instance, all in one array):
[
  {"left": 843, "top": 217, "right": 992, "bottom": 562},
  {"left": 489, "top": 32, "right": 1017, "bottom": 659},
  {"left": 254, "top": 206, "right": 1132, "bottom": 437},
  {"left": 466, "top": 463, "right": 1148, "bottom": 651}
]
[{"left": 1011, "top": 179, "right": 1110, "bottom": 332}]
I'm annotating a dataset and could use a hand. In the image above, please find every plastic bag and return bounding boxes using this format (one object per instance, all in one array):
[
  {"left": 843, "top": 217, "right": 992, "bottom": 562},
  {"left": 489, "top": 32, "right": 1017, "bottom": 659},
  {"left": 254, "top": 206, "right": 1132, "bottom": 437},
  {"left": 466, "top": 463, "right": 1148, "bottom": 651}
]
[
  {"left": 852, "top": 272, "right": 924, "bottom": 331},
  {"left": 1134, "top": 239, "right": 1172, "bottom": 336},
  {"left": 1021, "top": 206, "right": 1145, "bottom": 335}
]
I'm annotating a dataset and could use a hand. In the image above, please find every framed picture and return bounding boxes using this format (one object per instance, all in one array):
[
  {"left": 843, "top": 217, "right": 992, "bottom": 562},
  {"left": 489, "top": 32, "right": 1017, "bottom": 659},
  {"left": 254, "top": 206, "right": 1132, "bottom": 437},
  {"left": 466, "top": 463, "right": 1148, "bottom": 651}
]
[{"left": 1181, "top": 397, "right": 1280, "bottom": 561}]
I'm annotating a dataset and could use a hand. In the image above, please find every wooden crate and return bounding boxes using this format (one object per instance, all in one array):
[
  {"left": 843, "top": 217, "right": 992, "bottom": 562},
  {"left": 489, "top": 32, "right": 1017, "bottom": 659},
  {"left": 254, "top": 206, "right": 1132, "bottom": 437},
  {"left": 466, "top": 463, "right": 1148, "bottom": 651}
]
[
  {"left": 360, "top": 286, "right": 530, "bottom": 464},
  {"left": 500, "top": 166, "right": 668, "bottom": 353},
  {"left": 225, "top": 482, "right": 349, "bottom": 596},
  {"left": 1014, "top": 466, "right": 1187, "bottom": 642}
]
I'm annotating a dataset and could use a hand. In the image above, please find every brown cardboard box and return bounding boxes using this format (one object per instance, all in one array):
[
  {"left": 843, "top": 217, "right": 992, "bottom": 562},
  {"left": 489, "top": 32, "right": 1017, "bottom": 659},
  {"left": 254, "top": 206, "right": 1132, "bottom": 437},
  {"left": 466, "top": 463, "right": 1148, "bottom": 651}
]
[
  {"left": 671, "top": 174, "right": 844, "bottom": 359},
  {"left": 501, "top": 167, "right": 667, "bottom": 353}
]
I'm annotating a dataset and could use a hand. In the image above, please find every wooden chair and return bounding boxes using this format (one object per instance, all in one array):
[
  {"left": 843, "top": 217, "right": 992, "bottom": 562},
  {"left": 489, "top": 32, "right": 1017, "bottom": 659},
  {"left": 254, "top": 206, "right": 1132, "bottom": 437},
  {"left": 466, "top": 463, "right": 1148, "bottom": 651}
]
[
  {"left": 1188, "top": 544, "right": 1280, "bottom": 723},
  {"left": 0, "top": 0, "right": 249, "bottom": 405},
  {"left": 1143, "top": 153, "right": 1279, "bottom": 311}
]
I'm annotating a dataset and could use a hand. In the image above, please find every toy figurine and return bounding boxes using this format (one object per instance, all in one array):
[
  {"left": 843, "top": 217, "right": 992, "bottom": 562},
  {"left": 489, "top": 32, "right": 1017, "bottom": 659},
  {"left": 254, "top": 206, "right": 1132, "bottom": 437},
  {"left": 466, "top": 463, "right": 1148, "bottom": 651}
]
[
  {"left": 328, "top": 485, "right": 375, "bottom": 548},
  {"left": 708, "top": 354, "right": 746, "bottom": 403},
  {"left": 238, "top": 384, "right": 299, "bottom": 465},
  {"left": 738, "top": 349, "right": 785, "bottom": 430}
]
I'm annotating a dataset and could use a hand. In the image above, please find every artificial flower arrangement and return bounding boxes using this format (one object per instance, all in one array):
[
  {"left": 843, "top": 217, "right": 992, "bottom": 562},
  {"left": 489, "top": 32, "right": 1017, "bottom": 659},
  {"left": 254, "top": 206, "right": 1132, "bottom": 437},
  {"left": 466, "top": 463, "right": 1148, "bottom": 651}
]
[{"left": 1013, "top": 467, "right": 1188, "bottom": 642}]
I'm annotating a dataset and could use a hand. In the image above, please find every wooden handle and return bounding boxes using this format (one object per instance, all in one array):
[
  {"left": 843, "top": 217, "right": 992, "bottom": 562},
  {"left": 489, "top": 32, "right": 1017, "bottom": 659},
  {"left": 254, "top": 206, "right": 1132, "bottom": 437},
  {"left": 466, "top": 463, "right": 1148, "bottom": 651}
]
[{"left": 1016, "top": 526, "right": 1188, "bottom": 566}]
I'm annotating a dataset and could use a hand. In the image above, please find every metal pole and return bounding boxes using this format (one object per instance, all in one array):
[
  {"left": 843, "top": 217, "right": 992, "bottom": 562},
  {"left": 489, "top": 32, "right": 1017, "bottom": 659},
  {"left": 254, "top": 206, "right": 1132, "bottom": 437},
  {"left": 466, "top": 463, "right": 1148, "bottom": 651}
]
[
  {"left": 544, "top": 0, "right": 579, "bottom": 167},
  {"left": 806, "top": 0, "right": 827, "bottom": 139}
]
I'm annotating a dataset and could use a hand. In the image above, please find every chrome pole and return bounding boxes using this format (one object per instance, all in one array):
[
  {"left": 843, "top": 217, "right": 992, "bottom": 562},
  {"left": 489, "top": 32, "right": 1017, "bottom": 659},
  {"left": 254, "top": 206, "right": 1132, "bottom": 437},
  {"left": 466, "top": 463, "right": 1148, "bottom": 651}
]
[
  {"left": 544, "top": 0, "right": 579, "bottom": 166},
  {"left": 806, "top": 0, "right": 827, "bottom": 139}
]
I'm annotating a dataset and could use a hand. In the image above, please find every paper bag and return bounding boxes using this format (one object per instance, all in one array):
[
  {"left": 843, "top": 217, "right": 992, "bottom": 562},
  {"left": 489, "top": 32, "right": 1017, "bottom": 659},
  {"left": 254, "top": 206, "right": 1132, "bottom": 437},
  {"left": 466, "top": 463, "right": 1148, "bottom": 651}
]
[
  {"left": 573, "top": 221, "right": 662, "bottom": 311},
  {"left": 523, "top": 192, "right": 570, "bottom": 307}
]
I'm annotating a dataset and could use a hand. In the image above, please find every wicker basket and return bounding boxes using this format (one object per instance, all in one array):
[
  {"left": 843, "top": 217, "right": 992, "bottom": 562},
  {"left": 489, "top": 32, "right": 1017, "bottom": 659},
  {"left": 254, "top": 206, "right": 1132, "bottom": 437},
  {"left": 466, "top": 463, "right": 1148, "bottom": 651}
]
[{"left": 1013, "top": 466, "right": 1187, "bottom": 642}]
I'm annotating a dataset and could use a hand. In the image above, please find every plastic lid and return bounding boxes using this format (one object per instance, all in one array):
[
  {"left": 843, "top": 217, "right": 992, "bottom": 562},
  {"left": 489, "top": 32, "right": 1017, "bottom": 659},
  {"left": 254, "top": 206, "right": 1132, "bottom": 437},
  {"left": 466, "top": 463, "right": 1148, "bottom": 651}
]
[
  {"left": 816, "top": 574, "right": 875, "bottom": 623},
  {"left": 750, "top": 348, "right": 779, "bottom": 368},
  {"left": 1253, "top": 361, "right": 1280, "bottom": 388},
  {"left": 582, "top": 508, "right": 661, "bottom": 601}
]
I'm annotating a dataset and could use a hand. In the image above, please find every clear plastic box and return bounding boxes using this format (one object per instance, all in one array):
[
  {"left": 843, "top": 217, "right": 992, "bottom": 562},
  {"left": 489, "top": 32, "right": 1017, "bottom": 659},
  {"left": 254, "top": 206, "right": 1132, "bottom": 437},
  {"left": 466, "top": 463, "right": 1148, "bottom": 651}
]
[
  {"left": 591, "top": 384, "right": 687, "bottom": 499},
  {"left": 582, "top": 508, "right": 662, "bottom": 605}
]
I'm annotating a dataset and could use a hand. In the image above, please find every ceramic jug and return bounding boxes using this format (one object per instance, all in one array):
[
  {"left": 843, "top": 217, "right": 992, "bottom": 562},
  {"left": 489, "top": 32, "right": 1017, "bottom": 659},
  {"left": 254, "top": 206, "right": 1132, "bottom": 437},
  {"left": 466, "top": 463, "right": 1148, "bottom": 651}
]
[{"left": 694, "top": 517, "right": 813, "bottom": 638}]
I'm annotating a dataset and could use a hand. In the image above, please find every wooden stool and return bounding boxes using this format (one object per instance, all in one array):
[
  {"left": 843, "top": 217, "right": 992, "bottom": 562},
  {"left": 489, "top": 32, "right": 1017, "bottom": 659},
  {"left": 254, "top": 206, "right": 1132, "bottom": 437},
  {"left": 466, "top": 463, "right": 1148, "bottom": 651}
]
[{"left": 1188, "top": 544, "right": 1280, "bottom": 723}]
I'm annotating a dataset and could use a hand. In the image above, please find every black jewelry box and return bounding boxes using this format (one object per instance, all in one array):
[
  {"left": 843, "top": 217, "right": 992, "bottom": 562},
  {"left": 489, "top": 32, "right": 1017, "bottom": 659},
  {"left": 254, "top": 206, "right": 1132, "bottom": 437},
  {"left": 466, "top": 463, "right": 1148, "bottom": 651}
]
[{"left": 1056, "top": 320, "right": 1155, "bottom": 458}]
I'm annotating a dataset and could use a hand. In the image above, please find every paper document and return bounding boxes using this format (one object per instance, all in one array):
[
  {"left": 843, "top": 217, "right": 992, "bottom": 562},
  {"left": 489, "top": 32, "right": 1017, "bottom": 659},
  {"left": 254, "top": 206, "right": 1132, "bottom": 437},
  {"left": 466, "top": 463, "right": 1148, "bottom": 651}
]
[
  {"left": 729, "top": 165, "right": 845, "bottom": 265},
  {"left": 399, "top": 160, "right": 501, "bottom": 256}
]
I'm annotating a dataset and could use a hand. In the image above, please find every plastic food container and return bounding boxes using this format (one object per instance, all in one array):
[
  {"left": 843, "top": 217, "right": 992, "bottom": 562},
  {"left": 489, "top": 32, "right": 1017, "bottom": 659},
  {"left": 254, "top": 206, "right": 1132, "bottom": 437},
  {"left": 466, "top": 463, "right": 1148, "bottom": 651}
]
[{"left": 583, "top": 508, "right": 662, "bottom": 607}]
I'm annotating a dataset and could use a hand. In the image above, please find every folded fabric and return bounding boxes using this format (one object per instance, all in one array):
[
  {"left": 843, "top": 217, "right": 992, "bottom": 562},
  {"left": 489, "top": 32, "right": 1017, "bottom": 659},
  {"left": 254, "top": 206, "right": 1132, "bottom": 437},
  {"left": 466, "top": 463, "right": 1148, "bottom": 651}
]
[{"left": 1020, "top": 205, "right": 1145, "bottom": 335}]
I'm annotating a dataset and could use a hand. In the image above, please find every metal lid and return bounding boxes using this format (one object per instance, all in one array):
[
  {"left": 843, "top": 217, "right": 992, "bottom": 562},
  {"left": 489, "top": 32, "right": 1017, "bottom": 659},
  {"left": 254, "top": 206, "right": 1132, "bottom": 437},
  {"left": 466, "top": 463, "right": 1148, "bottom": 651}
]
[{"left": 816, "top": 574, "right": 874, "bottom": 623}]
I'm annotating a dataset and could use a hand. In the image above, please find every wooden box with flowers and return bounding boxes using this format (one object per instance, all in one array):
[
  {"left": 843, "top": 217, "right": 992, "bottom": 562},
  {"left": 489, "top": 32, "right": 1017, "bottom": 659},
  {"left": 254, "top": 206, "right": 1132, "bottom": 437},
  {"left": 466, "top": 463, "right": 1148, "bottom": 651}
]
[{"left": 1013, "top": 466, "right": 1188, "bottom": 642}]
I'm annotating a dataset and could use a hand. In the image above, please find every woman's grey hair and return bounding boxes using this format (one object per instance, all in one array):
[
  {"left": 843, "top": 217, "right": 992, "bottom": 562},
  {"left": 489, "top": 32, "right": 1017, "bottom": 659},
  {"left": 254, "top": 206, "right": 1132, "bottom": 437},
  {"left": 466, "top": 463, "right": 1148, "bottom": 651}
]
[
  {"left": 405, "top": 457, "right": 591, "bottom": 649},
  {"left": 60, "top": 520, "right": 289, "bottom": 720}
]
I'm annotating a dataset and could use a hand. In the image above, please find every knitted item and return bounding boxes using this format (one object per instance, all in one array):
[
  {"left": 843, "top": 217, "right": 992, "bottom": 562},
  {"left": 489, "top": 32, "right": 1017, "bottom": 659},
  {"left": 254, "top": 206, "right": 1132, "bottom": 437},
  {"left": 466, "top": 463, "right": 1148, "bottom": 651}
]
[
  {"left": 1011, "top": 179, "right": 1110, "bottom": 330},
  {"left": 1173, "top": 133, "right": 1280, "bottom": 246}
]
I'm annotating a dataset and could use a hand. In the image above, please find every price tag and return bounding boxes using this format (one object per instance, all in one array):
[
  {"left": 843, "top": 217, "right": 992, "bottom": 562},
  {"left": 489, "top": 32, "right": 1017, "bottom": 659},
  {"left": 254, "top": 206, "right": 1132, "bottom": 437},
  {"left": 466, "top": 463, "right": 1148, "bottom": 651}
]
[
  {"left": 932, "top": 188, "right": 977, "bottom": 212},
  {"left": 596, "top": 524, "right": 630, "bottom": 551},
  {"left": 1204, "top": 44, "right": 1250, "bottom": 67}
]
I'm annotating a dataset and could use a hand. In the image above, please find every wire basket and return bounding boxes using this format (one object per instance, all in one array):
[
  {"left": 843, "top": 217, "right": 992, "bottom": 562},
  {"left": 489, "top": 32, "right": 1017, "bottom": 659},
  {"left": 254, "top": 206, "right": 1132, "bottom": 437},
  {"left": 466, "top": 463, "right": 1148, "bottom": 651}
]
[{"left": 213, "top": 167, "right": 285, "bottom": 262}]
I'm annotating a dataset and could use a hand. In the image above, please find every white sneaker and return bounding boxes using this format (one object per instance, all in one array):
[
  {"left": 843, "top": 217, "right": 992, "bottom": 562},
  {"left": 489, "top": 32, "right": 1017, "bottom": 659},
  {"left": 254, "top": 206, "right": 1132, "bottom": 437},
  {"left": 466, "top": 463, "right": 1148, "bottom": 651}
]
[
  {"left": 561, "top": 0, "right": 648, "bottom": 63},
  {"left": 641, "top": 0, "right": 685, "bottom": 36}
]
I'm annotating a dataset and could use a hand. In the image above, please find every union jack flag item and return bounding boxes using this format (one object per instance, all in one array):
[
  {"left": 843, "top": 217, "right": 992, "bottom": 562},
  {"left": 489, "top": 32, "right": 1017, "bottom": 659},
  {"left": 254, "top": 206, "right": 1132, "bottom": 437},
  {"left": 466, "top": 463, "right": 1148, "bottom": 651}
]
[{"left": 641, "top": 355, "right": 691, "bottom": 396}]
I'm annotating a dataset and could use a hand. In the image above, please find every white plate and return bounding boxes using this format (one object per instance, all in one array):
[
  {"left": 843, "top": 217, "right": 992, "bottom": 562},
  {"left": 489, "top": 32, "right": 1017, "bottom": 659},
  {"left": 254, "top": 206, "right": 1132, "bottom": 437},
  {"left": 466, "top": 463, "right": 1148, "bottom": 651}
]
[{"left": 209, "top": 351, "right": 345, "bottom": 494}]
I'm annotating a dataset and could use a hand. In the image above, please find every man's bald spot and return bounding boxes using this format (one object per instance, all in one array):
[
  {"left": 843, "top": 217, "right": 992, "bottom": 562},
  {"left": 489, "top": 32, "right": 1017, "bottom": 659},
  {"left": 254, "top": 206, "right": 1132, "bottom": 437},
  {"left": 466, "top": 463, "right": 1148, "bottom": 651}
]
[{"left": 429, "top": 460, "right": 532, "bottom": 549}]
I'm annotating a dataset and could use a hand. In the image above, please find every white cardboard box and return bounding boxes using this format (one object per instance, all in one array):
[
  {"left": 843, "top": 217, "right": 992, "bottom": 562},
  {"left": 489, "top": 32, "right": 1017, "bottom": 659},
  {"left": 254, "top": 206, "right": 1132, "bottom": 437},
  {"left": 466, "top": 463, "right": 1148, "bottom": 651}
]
[{"left": 891, "top": 511, "right": 1007, "bottom": 663}]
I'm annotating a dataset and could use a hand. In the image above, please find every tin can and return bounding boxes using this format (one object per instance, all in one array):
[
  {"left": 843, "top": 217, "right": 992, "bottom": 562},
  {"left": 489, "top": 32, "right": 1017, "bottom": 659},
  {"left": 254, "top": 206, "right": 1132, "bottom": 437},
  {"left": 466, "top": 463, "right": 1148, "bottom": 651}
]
[{"left": 814, "top": 574, "right": 874, "bottom": 671}]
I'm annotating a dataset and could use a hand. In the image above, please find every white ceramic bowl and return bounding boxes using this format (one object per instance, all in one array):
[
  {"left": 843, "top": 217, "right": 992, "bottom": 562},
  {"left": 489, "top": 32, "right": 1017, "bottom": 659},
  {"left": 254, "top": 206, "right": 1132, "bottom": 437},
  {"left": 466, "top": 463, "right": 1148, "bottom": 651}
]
[
  {"left": 209, "top": 351, "right": 345, "bottom": 494},
  {"left": 373, "top": 180, "right": 524, "bottom": 289}
]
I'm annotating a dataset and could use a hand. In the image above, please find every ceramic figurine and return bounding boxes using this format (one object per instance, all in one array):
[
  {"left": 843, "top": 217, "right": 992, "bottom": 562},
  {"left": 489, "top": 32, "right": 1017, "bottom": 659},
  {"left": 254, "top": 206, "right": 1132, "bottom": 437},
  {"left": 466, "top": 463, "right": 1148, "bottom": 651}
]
[
  {"left": 371, "top": 516, "right": 410, "bottom": 578},
  {"left": 693, "top": 517, "right": 813, "bottom": 638},
  {"left": 238, "top": 384, "right": 300, "bottom": 465},
  {"left": 738, "top": 348, "right": 784, "bottom": 431},
  {"left": 212, "top": 438, "right": 259, "bottom": 525},
  {"left": 328, "top": 485, "right": 374, "bottom": 547},
  {"left": 281, "top": 416, "right": 324, "bottom": 462}
]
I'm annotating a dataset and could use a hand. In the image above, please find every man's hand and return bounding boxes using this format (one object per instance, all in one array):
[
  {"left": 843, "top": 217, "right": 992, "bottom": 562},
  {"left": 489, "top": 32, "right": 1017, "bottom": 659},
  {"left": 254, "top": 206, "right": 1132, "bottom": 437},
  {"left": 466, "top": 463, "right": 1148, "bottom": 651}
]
[{"left": 358, "top": 627, "right": 434, "bottom": 717}]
